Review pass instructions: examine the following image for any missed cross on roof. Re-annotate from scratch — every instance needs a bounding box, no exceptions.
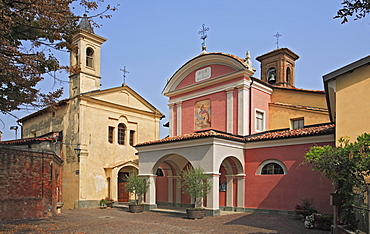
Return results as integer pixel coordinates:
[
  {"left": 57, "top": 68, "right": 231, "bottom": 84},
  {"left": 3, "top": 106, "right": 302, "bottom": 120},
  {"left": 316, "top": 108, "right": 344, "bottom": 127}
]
[
  {"left": 198, "top": 24, "right": 210, "bottom": 52},
  {"left": 274, "top": 32, "right": 282, "bottom": 49},
  {"left": 120, "top": 66, "right": 129, "bottom": 85}
]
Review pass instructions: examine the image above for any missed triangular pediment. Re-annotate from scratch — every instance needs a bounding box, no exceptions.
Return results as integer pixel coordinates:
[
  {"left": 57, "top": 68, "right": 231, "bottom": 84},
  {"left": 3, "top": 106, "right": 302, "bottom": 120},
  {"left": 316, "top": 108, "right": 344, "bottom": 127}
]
[{"left": 81, "top": 85, "right": 163, "bottom": 116}]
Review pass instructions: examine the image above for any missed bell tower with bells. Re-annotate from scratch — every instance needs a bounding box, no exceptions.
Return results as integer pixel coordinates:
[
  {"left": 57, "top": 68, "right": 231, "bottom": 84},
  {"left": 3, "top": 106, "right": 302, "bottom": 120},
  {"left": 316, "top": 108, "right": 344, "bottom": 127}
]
[{"left": 256, "top": 47, "right": 299, "bottom": 88}]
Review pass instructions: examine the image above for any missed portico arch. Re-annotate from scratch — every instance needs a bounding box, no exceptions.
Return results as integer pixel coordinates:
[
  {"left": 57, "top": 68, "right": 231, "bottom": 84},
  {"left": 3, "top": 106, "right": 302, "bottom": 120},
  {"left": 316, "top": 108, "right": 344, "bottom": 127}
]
[{"left": 218, "top": 156, "right": 245, "bottom": 212}]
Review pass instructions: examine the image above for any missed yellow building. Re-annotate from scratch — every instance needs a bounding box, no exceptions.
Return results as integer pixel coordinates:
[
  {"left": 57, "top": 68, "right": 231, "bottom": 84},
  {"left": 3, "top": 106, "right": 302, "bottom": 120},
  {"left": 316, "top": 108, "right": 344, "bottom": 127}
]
[
  {"left": 324, "top": 55, "right": 370, "bottom": 142},
  {"left": 17, "top": 17, "right": 164, "bottom": 210}
]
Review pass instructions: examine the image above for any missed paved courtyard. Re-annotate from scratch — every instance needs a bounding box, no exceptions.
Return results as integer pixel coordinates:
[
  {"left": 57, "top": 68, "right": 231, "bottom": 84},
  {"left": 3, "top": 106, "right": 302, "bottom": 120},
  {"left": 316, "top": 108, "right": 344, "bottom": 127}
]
[{"left": 0, "top": 207, "right": 330, "bottom": 233}]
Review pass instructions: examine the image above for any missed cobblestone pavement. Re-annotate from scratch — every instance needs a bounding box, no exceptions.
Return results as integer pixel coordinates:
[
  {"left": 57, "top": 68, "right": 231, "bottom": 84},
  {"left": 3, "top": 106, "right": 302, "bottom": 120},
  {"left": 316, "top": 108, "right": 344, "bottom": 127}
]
[{"left": 0, "top": 207, "right": 330, "bottom": 234}]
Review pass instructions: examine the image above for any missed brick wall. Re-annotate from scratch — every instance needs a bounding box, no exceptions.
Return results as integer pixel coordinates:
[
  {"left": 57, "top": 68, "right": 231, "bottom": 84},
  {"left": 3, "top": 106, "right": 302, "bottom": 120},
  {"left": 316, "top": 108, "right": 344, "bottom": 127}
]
[{"left": 0, "top": 147, "right": 63, "bottom": 220}]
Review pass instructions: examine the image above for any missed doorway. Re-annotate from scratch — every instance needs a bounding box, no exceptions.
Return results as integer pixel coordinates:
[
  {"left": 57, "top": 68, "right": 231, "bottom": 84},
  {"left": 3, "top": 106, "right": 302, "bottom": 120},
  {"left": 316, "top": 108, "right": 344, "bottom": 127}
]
[{"left": 118, "top": 172, "right": 129, "bottom": 202}]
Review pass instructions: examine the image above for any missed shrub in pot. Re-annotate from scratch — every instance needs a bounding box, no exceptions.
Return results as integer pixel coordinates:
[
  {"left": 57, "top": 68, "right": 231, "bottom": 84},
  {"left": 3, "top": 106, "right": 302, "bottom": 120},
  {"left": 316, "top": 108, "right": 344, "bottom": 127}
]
[
  {"left": 124, "top": 171, "right": 150, "bottom": 213},
  {"left": 179, "top": 166, "right": 212, "bottom": 219}
]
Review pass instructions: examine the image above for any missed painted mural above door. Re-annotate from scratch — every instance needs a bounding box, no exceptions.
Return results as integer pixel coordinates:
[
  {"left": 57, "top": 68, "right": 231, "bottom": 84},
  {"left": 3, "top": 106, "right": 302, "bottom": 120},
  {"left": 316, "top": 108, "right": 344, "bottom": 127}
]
[{"left": 194, "top": 99, "right": 211, "bottom": 129}]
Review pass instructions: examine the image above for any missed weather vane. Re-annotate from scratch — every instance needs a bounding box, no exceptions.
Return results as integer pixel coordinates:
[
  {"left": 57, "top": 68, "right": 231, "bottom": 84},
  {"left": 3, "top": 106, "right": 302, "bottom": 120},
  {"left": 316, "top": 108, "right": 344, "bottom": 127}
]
[
  {"left": 120, "top": 66, "right": 129, "bottom": 85},
  {"left": 198, "top": 24, "right": 210, "bottom": 52},
  {"left": 274, "top": 32, "right": 282, "bottom": 49}
]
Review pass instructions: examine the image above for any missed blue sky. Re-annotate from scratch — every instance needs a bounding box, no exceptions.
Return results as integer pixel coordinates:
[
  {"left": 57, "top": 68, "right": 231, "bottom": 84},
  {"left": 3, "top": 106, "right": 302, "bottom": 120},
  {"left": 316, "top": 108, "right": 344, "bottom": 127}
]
[{"left": 1, "top": 0, "right": 369, "bottom": 140}]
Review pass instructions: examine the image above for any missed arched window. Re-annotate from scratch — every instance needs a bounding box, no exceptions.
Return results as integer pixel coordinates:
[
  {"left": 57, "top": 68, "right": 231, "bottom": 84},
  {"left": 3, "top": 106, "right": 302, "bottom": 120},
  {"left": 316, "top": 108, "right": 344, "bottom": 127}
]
[
  {"left": 267, "top": 67, "right": 276, "bottom": 84},
  {"left": 156, "top": 168, "right": 164, "bottom": 177},
  {"left": 286, "top": 67, "right": 291, "bottom": 84},
  {"left": 118, "top": 123, "right": 126, "bottom": 145},
  {"left": 86, "top": 47, "right": 94, "bottom": 68},
  {"left": 261, "top": 163, "right": 284, "bottom": 174},
  {"left": 256, "top": 160, "right": 287, "bottom": 175}
]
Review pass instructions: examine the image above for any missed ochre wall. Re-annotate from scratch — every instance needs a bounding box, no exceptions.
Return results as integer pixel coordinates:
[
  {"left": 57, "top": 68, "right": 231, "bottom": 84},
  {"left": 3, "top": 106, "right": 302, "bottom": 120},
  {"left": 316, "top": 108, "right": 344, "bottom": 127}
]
[
  {"left": 269, "top": 88, "right": 330, "bottom": 130},
  {"left": 335, "top": 65, "right": 370, "bottom": 141}
]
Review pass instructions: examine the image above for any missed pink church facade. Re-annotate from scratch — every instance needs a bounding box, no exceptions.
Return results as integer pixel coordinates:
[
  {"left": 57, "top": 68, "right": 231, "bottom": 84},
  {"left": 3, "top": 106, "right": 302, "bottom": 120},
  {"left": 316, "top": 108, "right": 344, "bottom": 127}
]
[{"left": 136, "top": 50, "right": 334, "bottom": 216}]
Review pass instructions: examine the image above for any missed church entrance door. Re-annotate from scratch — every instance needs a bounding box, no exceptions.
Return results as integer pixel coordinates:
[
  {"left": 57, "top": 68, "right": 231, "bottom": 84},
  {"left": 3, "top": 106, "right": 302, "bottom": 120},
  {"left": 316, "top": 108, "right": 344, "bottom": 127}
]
[{"left": 118, "top": 172, "right": 129, "bottom": 202}]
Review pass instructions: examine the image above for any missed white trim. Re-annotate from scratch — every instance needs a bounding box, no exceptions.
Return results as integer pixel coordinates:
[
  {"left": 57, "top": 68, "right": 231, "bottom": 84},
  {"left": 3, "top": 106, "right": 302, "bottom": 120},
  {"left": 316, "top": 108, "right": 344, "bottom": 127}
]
[
  {"left": 168, "top": 104, "right": 174, "bottom": 137},
  {"left": 168, "top": 78, "right": 251, "bottom": 105},
  {"left": 226, "top": 89, "right": 234, "bottom": 133},
  {"left": 255, "top": 108, "right": 266, "bottom": 132},
  {"left": 251, "top": 81, "right": 273, "bottom": 94},
  {"left": 256, "top": 159, "right": 288, "bottom": 175},
  {"left": 245, "top": 134, "right": 334, "bottom": 149},
  {"left": 237, "top": 85, "right": 249, "bottom": 135}
]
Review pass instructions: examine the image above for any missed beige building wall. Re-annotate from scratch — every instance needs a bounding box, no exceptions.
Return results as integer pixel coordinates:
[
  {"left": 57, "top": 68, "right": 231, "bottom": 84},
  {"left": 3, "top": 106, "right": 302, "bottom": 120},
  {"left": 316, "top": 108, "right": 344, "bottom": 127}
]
[
  {"left": 269, "top": 88, "right": 330, "bottom": 130},
  {"left": 332, "top": 65, "right": 370, "bottom": 141}
]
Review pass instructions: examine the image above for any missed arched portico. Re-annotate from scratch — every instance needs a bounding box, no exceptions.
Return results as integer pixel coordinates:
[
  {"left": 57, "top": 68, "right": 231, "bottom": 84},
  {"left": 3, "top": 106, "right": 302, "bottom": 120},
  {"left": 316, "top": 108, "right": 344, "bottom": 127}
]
[{"left": 218, "top": 156, "right": 245, "bottom": 212}]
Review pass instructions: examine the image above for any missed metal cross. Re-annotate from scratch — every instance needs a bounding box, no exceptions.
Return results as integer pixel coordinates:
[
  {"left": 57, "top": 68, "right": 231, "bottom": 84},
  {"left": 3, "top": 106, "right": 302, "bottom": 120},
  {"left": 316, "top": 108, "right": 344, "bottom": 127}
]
[
  {"left": 198, "top": 24, "right": 210, "bottom": 48},
  {"left": 274, "top": 32, "right": 282, "bottom": 49},
  {"left": 120, "top": 66, "right": 129, "bottom": 84}
]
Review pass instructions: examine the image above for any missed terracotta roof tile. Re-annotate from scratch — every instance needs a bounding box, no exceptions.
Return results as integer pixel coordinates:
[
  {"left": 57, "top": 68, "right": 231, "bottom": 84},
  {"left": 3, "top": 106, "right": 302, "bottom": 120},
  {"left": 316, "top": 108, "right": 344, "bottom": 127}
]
[
  {"left": 0, "top": 137, "right": 56, "bottom": 145},
  {"left": 136, "top": 124, "right": 335, "bottom": 147},
  {"left": 245, "top": 124, "right": 334, "bottom": 142}
]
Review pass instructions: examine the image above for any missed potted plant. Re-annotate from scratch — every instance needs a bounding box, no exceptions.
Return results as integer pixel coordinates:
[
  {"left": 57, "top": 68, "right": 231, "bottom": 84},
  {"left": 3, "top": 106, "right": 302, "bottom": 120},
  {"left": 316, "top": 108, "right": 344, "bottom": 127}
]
[
  {"left": 99, "top": 197, "right": 114, "bottom": 208},
  {"left": 294, "top": 198, "right": 318, "bottom": 219},
  {"left": 124, "top": 171, "right": 150, "bottom": 213},
  {"left": 179, "top": 166, "right": 212, "bottom": 219}
]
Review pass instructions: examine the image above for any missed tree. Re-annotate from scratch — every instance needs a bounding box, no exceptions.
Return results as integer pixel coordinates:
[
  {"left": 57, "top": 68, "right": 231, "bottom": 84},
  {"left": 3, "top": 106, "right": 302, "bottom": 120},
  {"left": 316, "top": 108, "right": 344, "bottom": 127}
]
[
  {"left": 0, "top": 0, "right": 116, "bottom": 114},
  {"left": 124, "top": 171, "right": 150, "bottom": 205},
  {"left": 304, "top": 133, "right": 370, "bottom": 227},
  {"left": 179, "top": 166, "right": 212, "bottom": 208},
  {"left": 335, "top": 0, "right": 370, "bottom": 23}
]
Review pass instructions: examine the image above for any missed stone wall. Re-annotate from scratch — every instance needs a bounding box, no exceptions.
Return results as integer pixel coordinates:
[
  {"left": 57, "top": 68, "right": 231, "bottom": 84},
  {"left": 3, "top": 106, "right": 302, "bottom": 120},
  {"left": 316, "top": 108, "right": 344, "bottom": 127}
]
[{"left": 0, "top": 147, "right": 63, "bottom": 220}]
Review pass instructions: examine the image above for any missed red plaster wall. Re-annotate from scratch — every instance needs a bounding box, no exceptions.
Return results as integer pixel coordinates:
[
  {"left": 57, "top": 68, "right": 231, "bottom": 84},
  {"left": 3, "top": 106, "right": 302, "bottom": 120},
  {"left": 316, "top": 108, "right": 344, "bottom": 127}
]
[
  {"left": 156, "top": 176, "right": 168, "bottom": 202},
  {"left": 244, "top": 141, "right": 334, "bottom": 214},
  {"left": 250, "top": 86, "right": 271, "bottom": 134},
  {"left": 219, "top": 165, "right": 226, "bottom": 206},
  {"left": 181, "top": 91, "right": 227, "bottom": 134},
  {"left": 0, "top": 147, "right": 63, "bottom": 220}
]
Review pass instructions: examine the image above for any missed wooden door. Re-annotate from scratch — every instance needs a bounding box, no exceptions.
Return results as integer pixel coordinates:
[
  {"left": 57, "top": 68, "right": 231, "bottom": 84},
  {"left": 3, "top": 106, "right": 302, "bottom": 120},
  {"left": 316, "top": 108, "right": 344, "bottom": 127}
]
[{"left": 118, "top": 172, "right": 129, "bottom": 202}]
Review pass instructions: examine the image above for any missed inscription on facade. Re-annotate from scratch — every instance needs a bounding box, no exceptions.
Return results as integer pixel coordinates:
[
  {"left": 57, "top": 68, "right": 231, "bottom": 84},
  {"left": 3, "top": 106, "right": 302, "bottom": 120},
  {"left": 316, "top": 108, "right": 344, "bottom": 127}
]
[{"left": 195, "top": 67, "right": 211, "bottom": 82}]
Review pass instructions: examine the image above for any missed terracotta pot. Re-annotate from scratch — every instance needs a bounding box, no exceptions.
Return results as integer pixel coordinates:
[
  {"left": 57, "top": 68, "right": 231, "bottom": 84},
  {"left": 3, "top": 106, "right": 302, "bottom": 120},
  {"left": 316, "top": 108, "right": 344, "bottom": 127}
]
[
  {"left": 129, "top": 204, "right": 144, "bottom": 213},
  {"left": 186, "top": 208, "right": 206, "bottom": 219}
]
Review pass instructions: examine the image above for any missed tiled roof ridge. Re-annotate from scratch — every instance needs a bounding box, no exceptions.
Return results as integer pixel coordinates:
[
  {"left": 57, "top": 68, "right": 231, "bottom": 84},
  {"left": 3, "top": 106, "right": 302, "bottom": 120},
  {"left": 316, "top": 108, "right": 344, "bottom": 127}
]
[
  {"left": 270, "top": 102, "right": 328, "bottom": 111},
  {"left": 136, "top": 123, "right": 334, "bottom": 147},
  {"left": 245, "top": 123, "right": 335, "bottom": 142},
  {"left": 136, "top": 129, "right": 245, "bottom": 147},
  {"left": 0, "top": 136, "right": 57, "bottom": 145}
]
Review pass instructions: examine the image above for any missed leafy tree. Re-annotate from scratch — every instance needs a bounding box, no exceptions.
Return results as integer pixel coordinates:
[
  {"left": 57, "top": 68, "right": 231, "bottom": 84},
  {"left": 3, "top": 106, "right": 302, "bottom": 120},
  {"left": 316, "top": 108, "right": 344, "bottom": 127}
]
[
  {"left": 304, "top": 133, "right": 370, "bottom": 227},
  {"left": 179, "top": 166, "right": 212, "bottom": 208},
  {"left": 124, "top": 171, "right": 150, "bottom": 205},
  {"left": 335, "top": 0, "right": 370, "bottom": 23},
  {"left": 0, "top": 0, "right": 116, "bottom": 114}
]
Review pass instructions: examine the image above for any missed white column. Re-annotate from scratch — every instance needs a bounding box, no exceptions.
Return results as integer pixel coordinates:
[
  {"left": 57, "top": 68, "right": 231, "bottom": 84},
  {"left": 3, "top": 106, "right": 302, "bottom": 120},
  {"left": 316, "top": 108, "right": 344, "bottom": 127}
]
[
  {"left": 168, "top": 104, "right": 174, "bottom": 137},
  {"left": 225, "top": 175, "right": 234, "bottom": 208},
  {"left": 176, "top": 102, "right": 182, "bottom": 136},
  {"left": 167, "top": 176, "right": 174, "bottom": 204},
  {"left": 236, "top": 174, "right": 245, "bottom": 209},
  {"left": 226, "top": 89, "right": 234, "bottom": 133},
  {"left": 206, "top": 173, "right": 220, "bottom": 211},
  {"left": 237, "top": 84, "right": 250, "bottom": 135},
  {"left": 140, "top": 174, "right": 156, "bottom": 206}
]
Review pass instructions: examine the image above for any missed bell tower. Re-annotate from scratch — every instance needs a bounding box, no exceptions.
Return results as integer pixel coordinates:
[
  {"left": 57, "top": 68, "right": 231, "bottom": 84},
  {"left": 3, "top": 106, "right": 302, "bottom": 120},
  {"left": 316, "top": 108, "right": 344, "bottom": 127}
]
[
  {"left": 256, "top": 48, "right": 299, "bottom": 88},
  {"left": 69, "top": 15, "right": 107, "bottom": 98}
]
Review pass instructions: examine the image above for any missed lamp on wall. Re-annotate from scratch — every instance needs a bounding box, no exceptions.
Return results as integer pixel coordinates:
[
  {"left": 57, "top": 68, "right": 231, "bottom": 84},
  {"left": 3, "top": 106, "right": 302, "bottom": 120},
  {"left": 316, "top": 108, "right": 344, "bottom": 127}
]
[{"left": 74, "top": 146, "right": 81, "bottom": 156}]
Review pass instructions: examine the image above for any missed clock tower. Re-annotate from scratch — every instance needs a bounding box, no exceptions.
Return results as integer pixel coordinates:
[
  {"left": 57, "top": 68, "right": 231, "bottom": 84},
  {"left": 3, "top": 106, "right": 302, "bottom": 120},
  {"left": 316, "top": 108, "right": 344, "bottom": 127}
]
[{"left": 256, "top": 48, "right": 299, "bottom": 88}]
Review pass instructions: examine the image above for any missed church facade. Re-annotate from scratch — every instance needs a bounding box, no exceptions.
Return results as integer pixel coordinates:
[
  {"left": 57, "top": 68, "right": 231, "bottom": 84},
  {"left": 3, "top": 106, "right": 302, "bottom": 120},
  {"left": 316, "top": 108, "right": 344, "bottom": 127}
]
[
  {"left": 136, "top": 48, "right": 334, "bottom": 216},
  {"left": 16, "top": 18, "right": 164, "bottom": 210}
]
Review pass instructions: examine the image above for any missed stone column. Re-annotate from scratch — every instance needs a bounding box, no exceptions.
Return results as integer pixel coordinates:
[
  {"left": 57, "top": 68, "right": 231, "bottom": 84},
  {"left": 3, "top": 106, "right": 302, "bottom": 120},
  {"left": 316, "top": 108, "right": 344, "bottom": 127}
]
[
  {"left": 226, "top": 88, "right": 234, "bottom": 134},
  {"left": 168, "top": 103, "right": 174, "bottom": 137},
  {"left": 206, "top": 173, "right": 220, "bottom": 216},
  {"left": 140, "top": 174, "right": 157, "bottom": 210},
  {"left": 176, "top": 102, "right": 182, "bottom": 136},
  {"left": 225, "top": 175, "right": 234, "bottom": 211},
  {"left": 237, "top": 84, "right": 250, "bottom": 135},
  {"left": 236, "top": 174, "right": 245, "bottom": 212}
]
